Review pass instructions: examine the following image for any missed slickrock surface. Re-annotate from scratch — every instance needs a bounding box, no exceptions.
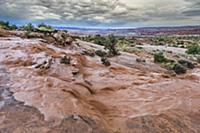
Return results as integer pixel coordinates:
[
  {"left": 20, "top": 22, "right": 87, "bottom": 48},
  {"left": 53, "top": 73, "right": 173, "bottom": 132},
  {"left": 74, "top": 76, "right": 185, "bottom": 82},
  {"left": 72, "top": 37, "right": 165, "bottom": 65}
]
[{"left": 0, "top": 36, "right": 200, "bottom": 133}]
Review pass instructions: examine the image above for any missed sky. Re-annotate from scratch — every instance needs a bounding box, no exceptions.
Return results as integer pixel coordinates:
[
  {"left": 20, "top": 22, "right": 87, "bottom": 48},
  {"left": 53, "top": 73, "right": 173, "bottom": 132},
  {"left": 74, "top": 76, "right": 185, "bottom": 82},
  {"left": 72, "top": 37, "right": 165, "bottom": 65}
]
[{"left": 0, "top": 0, "right": 200, "bottom": 28}]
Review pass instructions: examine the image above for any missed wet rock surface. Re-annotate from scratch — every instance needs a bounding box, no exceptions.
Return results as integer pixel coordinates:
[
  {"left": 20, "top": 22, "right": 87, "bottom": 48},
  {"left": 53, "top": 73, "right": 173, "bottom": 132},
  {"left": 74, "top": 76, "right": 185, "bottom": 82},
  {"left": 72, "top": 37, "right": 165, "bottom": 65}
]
[{"left": 0, "top": 36, "right": 200, "bottom": 133}]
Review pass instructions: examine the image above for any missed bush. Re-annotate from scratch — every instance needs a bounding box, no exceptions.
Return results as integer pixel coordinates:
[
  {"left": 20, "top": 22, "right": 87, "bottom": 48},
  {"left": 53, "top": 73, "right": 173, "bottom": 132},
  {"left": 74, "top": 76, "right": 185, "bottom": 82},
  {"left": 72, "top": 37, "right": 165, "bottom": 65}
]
[
  {"left": 82, "top": 49, "right": 95, "bottom": 57},
  {"left": 24, "top": 31, "right": 32, "bottom": 38},
  {"left": 0, "top": 21, "right": 17, "bottom": 30},
  {"left": 186, "top": 44, "right": 200, "bottom": 55},
  {"left": 104, "top": 34, "right": 120, "bottom": 56},
  {"left": 22, "top": 23, "right": 35, "bottom": 32},
  {"left": 154, "top": 52, "right": 168, "bottom": 63},
  {"left": 36, "top": 23, "right": 54, "bottom": 32},
  {"left": 117, "top": 40, "right": 130, "bottom": 51},
  {"left": 93, "top": 35, "right": 106, "bottom": 46},
  {"left": 95, "top": 50, "right": 107, "bottom": 57}
]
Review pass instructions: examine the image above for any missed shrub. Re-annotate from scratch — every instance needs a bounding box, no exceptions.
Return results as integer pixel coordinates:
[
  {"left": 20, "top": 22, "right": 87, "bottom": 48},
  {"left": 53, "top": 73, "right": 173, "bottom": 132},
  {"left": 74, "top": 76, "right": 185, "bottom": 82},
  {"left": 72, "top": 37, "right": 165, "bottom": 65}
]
[
  {"left": 104, "top": 34, "right": 120, "bottom": 56},
  {"left": 154, "top": 52, "right": 167, "bottom": 63},
  {"left": 37, "top": 23, "right": 54, "bottom": 32},
  {"left": 95, "top": 50, "right": 107, "bottom": 57},
  {"left": 93, "top": 35, "right": 106, "bottom": 46},
  {"left": 24, "top": 31, "right": 32, "bottom": 38},
  {"left": 82, "top": 49, "right": 96, "bottom": 57},
  {"left": 186, "top": 44, "right": 200, "bottom": 55},
  {"left": 0, "top": 21, "right": 17, "bottom": 30},
  {"left": 22, "top": 23, "right": 35, "bottom": 32},
  {"left": 117, "top": 40, "right": 130, "bottom": 51}
]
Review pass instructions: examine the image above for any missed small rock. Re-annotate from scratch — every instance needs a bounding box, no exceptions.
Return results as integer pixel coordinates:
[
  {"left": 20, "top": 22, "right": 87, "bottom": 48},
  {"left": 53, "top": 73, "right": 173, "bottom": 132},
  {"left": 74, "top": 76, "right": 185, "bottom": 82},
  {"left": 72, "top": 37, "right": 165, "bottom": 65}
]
[
  {"left": 173, "top": 64, "right": 187, "bottom": 75},
  {"left": 136, "top": 58, "right": 146, "bottom": 63},
  {"left": 178, "top": 59, "right": 195, "bottom": 69},
  {"left": 53, "top": 31, "right": 73, "bottom": 46},
  {"left": 35, "top": 58, "right": 52, "bottom": 69},
  {"left": 95, "top": 50, "right": 107, "bottom": 57},
  {"left": 65, "top": 37, "right": 74, "bottom": 45},
  {"left": 72, "top": 70, "right": 79, "bottom": 76},
  {"left": 101, "top": 57, "right": 111, "bottom": 66},
  {"left": 197, "top": 56, "right": 200, "bottom": 63},
  {"left": 82, "top": 49, "right": 95, "bottom": 57},
  {"left": 60, "top": 56, "right": 71, "bottom": 65}
]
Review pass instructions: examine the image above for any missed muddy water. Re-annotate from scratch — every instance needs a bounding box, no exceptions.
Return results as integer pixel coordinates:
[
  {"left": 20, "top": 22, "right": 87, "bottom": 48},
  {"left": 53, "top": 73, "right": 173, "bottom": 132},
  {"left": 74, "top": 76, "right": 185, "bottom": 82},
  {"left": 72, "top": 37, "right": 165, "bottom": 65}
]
[{"left": 0, "top": 37, "right": 200, "bottom": 133}]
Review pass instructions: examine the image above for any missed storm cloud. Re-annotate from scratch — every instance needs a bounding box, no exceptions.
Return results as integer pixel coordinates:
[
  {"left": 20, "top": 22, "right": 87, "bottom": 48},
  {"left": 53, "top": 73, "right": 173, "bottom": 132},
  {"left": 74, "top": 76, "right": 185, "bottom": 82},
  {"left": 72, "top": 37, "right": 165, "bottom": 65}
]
[{"left": 0, "top": 0, "right": 199, "bottom": 27}]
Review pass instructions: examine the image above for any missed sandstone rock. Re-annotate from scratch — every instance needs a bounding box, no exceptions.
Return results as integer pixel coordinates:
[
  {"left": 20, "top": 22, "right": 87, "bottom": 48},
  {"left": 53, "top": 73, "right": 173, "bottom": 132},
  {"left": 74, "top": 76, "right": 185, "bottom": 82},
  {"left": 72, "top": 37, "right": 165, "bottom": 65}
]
[
  {"left": 82, "top": 49, "right": 96, "bottom": 57},
  {"left": 95, "top": 50, "right": 107, "bottom": 57},
  {"left": 53, "top": 31, "right": 73, "bottom": 46},
  {"left": 60, "top": 55, "right": 71, "bottom": 65},
  {"left": 178, "top": 59, "right": 195, "bottom": 69},
  {"left": 173, "top": 64, "right": 187, "bottom": 74},
  {"left": 136, "top": 58, "right": 146, "bottom": 63},
  {"left": 101, "top": 57, "right": 111, "bottom": 66}
]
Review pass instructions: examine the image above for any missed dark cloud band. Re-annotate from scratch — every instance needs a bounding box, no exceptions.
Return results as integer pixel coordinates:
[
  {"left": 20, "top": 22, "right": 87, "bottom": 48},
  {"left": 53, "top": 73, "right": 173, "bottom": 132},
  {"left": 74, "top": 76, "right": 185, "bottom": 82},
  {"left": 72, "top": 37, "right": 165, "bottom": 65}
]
[{"left": 0, "top": 0, "right": 199, "bottom": 27}]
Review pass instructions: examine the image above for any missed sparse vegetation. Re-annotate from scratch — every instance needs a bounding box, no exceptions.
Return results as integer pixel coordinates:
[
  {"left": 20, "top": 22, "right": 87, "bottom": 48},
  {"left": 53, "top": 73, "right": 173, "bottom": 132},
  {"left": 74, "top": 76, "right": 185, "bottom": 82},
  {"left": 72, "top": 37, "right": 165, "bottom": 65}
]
[
  {"left": 186, "top": 44, "right": 200, "bottom": 55},
  {"left": 36, "top": 23, "right": 55, "bottom": 33},
  {"left": 0, "top": 21, "right": 17, "bottom": 30},
  {"left": 95, "top": 50, "right": 107, "bottom": 57},
  {"left": 153, "top": 52, "right": 188, "bottom": 74},
  {"left": 22, "top": 23, "right": 35, "bottom": 32},
  {"left": 82, "top": 49, "right": 96, "bottom": 57},
  {"left": 154, "top": 52, "right": 168, "bottom": 63},
  {"left": 81, "top": 35, "right": 136, "bottom": 54},
  {"left": 104, "top": 34, "right": 120, "bottom": 56},
  {"left": 93, "top": 35, "right": 107, "bottom": 46}
]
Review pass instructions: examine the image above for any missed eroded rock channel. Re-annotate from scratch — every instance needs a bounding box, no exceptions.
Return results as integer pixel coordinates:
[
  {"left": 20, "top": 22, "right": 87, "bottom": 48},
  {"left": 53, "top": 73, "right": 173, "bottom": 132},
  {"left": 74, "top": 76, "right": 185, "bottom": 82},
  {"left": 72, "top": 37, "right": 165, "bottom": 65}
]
[{"left": 0, "top": 36, "right": 200, "bottom": 133}]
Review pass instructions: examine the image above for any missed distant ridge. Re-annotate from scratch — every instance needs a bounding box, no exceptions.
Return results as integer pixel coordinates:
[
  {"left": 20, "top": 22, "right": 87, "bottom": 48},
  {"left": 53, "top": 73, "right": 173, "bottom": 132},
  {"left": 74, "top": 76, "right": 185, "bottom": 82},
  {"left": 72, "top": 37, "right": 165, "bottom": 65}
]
[{"left": 54, "top": 25, "right": 200, "bottom": 36}]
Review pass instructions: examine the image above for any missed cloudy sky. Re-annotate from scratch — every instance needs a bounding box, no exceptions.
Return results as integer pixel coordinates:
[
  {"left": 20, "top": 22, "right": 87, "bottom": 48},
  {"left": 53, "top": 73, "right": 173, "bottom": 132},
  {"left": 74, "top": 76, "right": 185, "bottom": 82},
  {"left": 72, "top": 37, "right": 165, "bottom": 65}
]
[{"left": 0, "top": 0, "right": 199, "bottom": 28}]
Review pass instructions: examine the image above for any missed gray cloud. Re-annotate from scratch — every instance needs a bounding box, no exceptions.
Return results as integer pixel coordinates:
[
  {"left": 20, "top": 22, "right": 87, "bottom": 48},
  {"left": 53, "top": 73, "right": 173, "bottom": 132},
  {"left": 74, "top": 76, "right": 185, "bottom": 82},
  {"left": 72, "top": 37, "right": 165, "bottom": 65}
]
[
  {"left": 0, "top": 0, "right": 199, "bottom": 27},
  {"left": 182, "top": 0, "right": 200, "bottom": 17}
]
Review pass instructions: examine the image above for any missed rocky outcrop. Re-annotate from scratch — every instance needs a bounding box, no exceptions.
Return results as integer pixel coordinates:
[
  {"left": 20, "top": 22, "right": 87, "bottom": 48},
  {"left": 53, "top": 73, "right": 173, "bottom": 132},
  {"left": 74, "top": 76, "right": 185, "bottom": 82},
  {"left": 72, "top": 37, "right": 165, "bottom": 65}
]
[
  {"left": 52, "top": 31, "right": 73, "bottom": 46},
  {"left": 0, "top": 36, "right": 200, "bottom": 133}
]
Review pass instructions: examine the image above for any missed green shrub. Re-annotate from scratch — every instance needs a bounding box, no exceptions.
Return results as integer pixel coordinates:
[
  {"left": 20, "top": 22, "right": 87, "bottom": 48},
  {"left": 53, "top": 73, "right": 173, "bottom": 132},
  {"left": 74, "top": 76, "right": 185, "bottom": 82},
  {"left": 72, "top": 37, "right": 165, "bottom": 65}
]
[
  {"left": 186, "top": 44, "right": 200, "bottom": 55},
  {"left": 82, "top": 49, "right": 95, "bottom": 57},
  {"left": 117, "top": 40, "right": 130, "bottom": 51},
  {"left": 95, "top": 50, "right": 107, "bottom": 57},
  {"left": 104, "top": 34, "right": 120, "bottom": 56},
  {"left": 24, "top": 31, "right": 32, "bottom": 38},
  {"left": 154, "top": 52, "right": 168, "bottom": 63},
  {"left": 22, "top": 23, "right": 35, "bottom": 32},
  {"left": 0, "top": 21, "right": 17, "bottom": 30},
  {"left": 36, "top": 23, "right": 54, "bottom": 32},
  {"left": 93, "top": 35, "right": 106, "bottom": 46}
]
